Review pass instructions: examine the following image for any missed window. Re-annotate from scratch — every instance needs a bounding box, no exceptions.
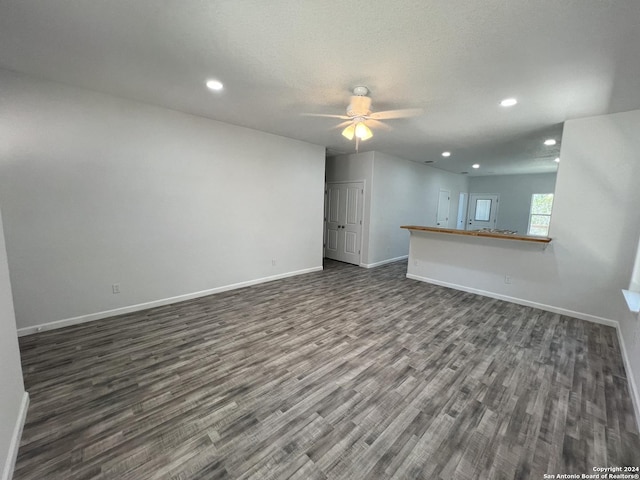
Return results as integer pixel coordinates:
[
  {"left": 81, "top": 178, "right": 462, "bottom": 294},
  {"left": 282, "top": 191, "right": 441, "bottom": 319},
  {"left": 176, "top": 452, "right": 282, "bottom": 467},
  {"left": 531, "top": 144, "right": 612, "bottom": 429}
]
[
  {"left": 527, "top": 193, "right": 554, "bottom": 236},
  {"left": 474, "top": 199, "right": 492, "bottom": 221}
]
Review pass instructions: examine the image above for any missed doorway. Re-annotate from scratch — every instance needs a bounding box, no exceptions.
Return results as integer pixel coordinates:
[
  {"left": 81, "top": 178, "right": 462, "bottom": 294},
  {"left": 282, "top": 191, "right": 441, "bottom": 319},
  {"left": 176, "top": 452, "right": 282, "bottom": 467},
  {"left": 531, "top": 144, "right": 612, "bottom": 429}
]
[{"left": 325, "top": 182, "right": 364, "bottom": 265}]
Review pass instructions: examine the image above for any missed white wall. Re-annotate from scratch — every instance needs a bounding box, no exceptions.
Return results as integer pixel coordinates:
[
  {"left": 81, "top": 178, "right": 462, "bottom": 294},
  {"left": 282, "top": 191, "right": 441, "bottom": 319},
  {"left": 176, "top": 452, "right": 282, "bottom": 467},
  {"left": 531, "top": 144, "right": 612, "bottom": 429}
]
[
  {"left": 556, "top": 110, "right": 640, "bottom": 420},
  {"left": 0, "top": 207, "right": 27, "bottom": 480},
  {"left": 369, "top": 152, "right": 468, "bottom": 266},
  {"left": 630, "top": 237, "right": 640, "bottom": 292},
  {"left": 468, "top": 173, "right": 557, "bottom": 234},
  {"left": 407, "top": 109, "right": 640, "bottom": 421},
  {"left": 0, "top": 69, "right": 326, "bottom": 331}
]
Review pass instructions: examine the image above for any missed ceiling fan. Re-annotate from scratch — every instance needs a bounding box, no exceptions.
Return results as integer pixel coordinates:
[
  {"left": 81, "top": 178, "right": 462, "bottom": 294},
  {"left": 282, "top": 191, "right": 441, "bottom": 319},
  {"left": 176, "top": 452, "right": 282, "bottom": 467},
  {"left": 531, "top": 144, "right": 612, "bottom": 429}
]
[{"left": 304, "top": 86, "right": 423, "bottom": 151}]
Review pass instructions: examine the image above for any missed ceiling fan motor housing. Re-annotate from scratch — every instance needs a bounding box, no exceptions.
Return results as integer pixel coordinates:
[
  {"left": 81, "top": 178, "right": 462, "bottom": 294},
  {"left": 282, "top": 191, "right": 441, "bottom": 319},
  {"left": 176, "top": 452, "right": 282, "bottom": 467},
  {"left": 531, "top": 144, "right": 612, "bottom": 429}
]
[{"left": 347, "top": 95, "right": 372, "bottom": 117}]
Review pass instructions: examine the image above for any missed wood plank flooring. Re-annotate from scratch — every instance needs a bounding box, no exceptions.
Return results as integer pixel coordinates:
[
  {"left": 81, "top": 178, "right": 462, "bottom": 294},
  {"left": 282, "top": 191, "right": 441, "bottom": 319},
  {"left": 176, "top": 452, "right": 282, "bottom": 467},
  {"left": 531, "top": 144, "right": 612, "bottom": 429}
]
[{"left": 15, "top": 259, "right": 640, "bottom": 479}]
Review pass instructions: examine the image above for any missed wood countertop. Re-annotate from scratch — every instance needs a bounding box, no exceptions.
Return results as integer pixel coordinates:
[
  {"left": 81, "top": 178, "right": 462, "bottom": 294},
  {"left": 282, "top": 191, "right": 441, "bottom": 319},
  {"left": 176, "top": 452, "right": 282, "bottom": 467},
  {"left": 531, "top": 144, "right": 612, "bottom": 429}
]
[{"left": 400, "top": 225, "right": 552, "bottom": 244}]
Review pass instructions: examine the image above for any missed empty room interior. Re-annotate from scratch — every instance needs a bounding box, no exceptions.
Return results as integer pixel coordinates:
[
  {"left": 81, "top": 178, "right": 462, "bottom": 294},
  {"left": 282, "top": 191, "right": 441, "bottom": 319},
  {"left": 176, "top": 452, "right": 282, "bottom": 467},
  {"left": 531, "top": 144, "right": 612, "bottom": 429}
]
[{"left": 2, "top": 1, "right": 640, "bottom": 479}]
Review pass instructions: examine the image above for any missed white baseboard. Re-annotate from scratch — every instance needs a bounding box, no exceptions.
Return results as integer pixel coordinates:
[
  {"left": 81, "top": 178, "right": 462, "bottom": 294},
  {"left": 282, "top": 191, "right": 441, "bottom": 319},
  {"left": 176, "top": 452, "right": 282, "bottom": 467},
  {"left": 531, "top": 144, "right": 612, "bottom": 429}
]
[
  {"left": 616, "top": 324, "right": 640, "bottom": 433},
  {"left": 361, "top": 255, "right": 408, "bottom": 269},
  {"left": 2, "top": 392, "right": 29, "bottom": 480},
  {"left": 406, "top": 273, "right": 619, "bottom": 328},
  {"left": 407, "top": 272, "right": 640, "bottom": 431},
  {"left": 18, "top": 266, "right": 323, "bottom": 336}
]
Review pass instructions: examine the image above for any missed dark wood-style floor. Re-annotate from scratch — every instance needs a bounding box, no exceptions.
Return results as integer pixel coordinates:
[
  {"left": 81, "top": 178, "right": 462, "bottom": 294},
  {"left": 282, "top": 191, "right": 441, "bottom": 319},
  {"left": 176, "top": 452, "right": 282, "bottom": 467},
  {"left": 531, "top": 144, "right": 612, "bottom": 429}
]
[{"left": 15, "top": 260, "right": 640, "bottom": 479}]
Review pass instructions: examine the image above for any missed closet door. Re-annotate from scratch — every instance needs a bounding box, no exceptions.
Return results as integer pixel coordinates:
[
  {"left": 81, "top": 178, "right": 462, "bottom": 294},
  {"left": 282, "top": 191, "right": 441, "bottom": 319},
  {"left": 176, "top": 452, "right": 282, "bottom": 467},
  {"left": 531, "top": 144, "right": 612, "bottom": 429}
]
[{"left": 325, "top": 182, "right": 363, "bottom": 265}]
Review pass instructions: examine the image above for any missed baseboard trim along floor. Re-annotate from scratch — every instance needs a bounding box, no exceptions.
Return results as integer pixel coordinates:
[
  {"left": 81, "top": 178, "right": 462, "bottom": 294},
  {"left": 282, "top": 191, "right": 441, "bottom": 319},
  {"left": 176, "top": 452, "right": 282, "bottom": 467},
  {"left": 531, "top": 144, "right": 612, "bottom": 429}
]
[
  {"left": 361, "top": 255, "right": 409, "bottom": 269},
  {"left": 14, "top": 260, "right": 639, "bottom": 479},
  {"left": 17, "top": 266, "right": 323, "bottom": 336},
  {"left": 406, "top": 271, "right": 640, "bottom": 433}
]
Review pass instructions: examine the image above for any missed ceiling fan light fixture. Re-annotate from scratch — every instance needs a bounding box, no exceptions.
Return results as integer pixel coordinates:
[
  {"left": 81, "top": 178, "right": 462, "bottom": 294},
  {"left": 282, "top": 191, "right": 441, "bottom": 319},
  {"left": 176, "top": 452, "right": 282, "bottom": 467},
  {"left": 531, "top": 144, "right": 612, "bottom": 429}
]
[
  {"left": 355, "top": 122, "right": 373, "bottom": 141},
  {"left": 352, "top": 86, "right": 369, "bottom": 96},
  {"left": 342, "top": 124, "right": 356, "bottom": 140}
]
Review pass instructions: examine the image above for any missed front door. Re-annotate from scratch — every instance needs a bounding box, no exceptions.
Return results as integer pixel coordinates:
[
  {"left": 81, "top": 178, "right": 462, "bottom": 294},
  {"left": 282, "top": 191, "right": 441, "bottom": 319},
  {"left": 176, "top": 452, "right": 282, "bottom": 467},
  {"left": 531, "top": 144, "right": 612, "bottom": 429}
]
[
  {"left": 325, "top": 182, "right": 364, "bottom": 265},
  {"left": 468, "top": 194, "right": 499, "bottom": 230}
]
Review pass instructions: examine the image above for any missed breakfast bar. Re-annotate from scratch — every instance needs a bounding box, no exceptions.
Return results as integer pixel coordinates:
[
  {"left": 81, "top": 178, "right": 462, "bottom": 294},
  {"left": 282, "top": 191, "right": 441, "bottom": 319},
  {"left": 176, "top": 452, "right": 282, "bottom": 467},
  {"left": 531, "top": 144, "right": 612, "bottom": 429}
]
[
  {"left": 400, "top": 225, "right": 552, "bottom": 245},
  {"left": 401, "top": 225, "right": 554, "bottom": 304}
]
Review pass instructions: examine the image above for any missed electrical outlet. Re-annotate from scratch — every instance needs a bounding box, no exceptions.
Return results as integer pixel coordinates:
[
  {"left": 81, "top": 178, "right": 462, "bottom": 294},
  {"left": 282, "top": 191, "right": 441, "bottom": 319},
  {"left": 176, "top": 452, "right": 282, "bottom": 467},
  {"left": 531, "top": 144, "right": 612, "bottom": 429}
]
[
  {"left": 112, "top": 283, "right": 120, "bottom": 294},
  {"left": 413, "top": 260, "right": 418, "bottom": 267},
  {"left": 504, "top": 275, "right": 512, "bottom": 284},
  {"left": 271, "top": 259, "right": 276, "bottom": 267}
]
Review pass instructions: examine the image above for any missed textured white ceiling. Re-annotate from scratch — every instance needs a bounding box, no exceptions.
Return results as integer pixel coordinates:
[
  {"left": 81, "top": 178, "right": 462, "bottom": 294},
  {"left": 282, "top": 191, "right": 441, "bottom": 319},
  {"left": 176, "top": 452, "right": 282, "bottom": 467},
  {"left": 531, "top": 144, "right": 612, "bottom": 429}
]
[{"left": 1, "top": 1, "right": 639, "bottom": 175}]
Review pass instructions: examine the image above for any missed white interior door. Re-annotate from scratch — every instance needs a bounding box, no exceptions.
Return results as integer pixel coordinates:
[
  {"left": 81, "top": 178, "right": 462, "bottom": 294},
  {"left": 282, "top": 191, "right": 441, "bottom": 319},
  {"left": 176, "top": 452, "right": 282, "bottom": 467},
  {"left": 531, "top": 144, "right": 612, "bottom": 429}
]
[
  {"left": 325, "top": 182, "right": 364, "bottom": 265},
  {"left": 468, "top": 194, "right": 499, "bottom": 230},
  {"left": 436, "top": 189, "right": 450, "bottom": 227}
]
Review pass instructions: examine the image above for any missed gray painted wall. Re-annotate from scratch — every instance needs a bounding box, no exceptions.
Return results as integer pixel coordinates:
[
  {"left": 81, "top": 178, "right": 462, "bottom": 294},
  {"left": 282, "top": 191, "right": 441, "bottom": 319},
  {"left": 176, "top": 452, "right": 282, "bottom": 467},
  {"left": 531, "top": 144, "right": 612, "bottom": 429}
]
[
  {"left": 0, "top": 207, "right": 26, "bottom": 479},
  {"left": 557, "top": 110, "right": 640, "bottom": 414},
  {"left": 0, "top": 69, "right": 326, "bottom": 331},
  {"left": 370, "top": 152, "right": 468, "bottom": 265},
  {"left": 468, "top": 173, "right": 557, "bottom": 234}
]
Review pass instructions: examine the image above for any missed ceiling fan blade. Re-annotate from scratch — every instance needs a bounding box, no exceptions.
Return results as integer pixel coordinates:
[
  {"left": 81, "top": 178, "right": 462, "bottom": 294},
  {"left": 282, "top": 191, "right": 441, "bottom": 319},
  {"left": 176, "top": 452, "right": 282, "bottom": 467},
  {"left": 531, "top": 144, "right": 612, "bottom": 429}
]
[
  {"left": 333, "top": 120, "right": 353, "bottom": 130},
  {"left": 366, "top": 119, "right": 392, "bottom": 131},
  {"left": 370, "top": 108, "right": 423, "bottom": 120},
  {"left": 301, "top": 113, "right": 351, "bottom": 120}
]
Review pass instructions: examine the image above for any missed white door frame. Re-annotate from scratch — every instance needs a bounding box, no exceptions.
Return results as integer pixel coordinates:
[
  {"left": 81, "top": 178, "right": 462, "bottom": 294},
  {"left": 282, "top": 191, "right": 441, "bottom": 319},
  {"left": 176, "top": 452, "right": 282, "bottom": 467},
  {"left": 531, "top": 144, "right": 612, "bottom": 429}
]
[
  {"left": 468, "top": 193, "right": 500, "bottom": 230},
  {"left": 324, "top": 180, "right": 366, "bottom": 265},
  {"left": 436, "top": 189, "right": 451, "bottom": 228}
]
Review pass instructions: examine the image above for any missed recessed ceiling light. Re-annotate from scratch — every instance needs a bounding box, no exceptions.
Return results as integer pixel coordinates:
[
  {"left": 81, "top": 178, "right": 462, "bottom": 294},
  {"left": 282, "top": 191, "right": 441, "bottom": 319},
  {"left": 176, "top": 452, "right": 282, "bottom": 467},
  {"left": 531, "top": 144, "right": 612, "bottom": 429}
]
[
  {"left": 500, "top": 98, "right": 518, "bottom": 107},
  {"left": 544, "top": 139, "right": 556, "bottom": 146},
  {"left": 442, "top": 151, "right": 451, "bottom": 157},
  {"left": 472, "top": 164, "right": 480, "bottom": 169},
  {"left": 206, "top": 79, "right": 224, "bottom": 91},
  {"left": 554, "top": 157, "right": 560, "bottom": 163}
]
